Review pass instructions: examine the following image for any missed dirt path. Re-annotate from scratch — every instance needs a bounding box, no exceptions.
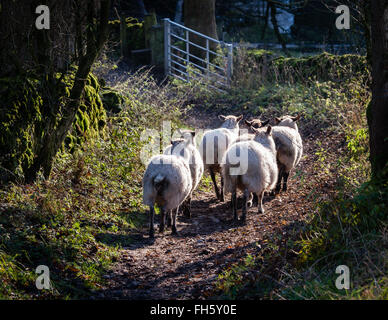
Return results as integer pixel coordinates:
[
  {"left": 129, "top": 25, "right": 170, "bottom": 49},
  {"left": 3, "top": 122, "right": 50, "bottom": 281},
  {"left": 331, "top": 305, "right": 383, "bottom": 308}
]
[{"left": 98, "top": 107, "right": 327, "bottom": 300}]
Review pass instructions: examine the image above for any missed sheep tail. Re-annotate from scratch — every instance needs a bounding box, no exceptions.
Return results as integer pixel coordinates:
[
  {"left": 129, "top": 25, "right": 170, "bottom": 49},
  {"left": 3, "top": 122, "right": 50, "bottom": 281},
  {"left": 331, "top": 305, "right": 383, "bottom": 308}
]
[{"left": 153, "top": 173, "right": 167, "bottom": 195}]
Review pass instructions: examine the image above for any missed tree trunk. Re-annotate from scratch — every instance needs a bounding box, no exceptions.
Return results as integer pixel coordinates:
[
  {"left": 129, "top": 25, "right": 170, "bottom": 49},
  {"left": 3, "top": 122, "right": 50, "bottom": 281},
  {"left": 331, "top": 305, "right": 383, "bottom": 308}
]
[
  {"left": 184, "top": 0, "right": 218, "bottom": 63},
  {"left": 261, "top": 1, "right": 270, "bottom": 40},
  {"left": 25, "top": 0, "right": 111, "bottom": 183},
  {"left": 367, "top": 0, "right": 388, "bottom": 181},
  {"left": 269, "top": 3, "right": 289, "bottom": 56},
  {"left": 175, "top": 0, "right": 184, "bottom": 23}
]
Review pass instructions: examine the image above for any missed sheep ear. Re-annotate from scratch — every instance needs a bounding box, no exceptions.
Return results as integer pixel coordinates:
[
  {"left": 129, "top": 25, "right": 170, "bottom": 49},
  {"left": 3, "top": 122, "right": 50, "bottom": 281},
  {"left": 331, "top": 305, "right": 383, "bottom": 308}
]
[
  {"left": 292, "top": 114, "right": 301, "bottom": 122},
  {"left": 275, "top": 117, "right": 281, "bottom": 124},
  {"left": 184, "top": 132, "right": 195, "bottom": 145},
  {"left": 236, "top": 114, "right": 243, "bottom": 122},
  {"left": 218, "top": 115, "right": 226, "bottom": 121},
  {"left": 250, "top": 126, "right": 259, "bottom": 134},
  {"left": 266, "top": 125, "right": 272, "bottom": 135},
  {"left": 262, "top": 119, "right": 270, "bottom": 126},
  {"left": 245, "top": 120, "right": 253, "bottom": 126}
]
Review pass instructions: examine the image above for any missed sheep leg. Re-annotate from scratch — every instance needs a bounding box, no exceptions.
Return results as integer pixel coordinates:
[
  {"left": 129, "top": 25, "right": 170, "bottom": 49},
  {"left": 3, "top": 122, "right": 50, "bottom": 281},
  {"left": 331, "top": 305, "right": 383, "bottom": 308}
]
[
  {"left": 253, "top": 193, "right": 259, "bottom": 206},
  {"left": 183, "top": 195, "right": 192, "bottom": 218},
  {"left": 166, "top": 210, "right": 172, "bottom": 227},
  {"left": 282, "top": 171, "right": 290, "bottom": 192},
  {"left": 275, "top": 164, "right": 284, "bottom": 194},
  {"left": 159, "top": 207, "right": 165, "bottom": 233},
  {"left": 241, "top": 189, "right": 249, "bottom": 223},
  {"left": 232, "top": 190, "right": 238, "bottom": 221},
  {"left": 248, "top": 193, "right": 258, "bottom": 207},
  {"left": 149, "top": 206, "right": 155, "bottom": 238},
  {"left": 220, "top": 176, "right": 225, "bottom": 202},
  {"left": 171, "top": 207, "right": 179, "bottom": 235},
  {"left": 209, "top": 168, "right": 221, "bottom": 200},
  {"left": 257, "top": 191, "right": 265, "bottom": 214}
]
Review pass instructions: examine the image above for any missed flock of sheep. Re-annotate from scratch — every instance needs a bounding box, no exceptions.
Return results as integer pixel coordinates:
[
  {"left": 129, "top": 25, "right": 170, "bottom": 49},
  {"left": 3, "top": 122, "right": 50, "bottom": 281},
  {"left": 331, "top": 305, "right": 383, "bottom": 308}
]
[{"left": 142, "top": 114, "right": 303, "bottom": 238}]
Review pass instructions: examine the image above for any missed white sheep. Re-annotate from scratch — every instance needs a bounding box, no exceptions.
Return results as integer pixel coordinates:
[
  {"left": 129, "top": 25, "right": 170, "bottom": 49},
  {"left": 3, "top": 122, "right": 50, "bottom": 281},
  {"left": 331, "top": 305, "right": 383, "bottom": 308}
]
[
  {"left": 164, "top": 130, "right": 204, "bottom": 218},
  {"left": 199, "top": 114, "right": 243, "bottom": 202},
  {"left": 246, "top": 115, "right": 303, "bottom": 193},
  {"left": 235, "top": 119, "right": 269, "bottom": 144},
  {"left": 142, "top": 151, "right": 192, "bottom": 238},
  {"left": 272, "top": 115, "right": 303, "bottom": 193},
  {"left": 221, "top": 126, "right": 278, "bottom": 221},
  {"left": 274, "top": 114, "right": 300, "bottom": 131}
]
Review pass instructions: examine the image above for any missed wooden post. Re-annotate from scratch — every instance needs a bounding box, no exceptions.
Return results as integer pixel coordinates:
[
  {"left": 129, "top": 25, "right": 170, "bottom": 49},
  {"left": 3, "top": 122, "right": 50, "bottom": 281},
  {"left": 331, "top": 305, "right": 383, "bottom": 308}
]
[{"left": 144, "top": 12, "right": 157, "bottom": 49}]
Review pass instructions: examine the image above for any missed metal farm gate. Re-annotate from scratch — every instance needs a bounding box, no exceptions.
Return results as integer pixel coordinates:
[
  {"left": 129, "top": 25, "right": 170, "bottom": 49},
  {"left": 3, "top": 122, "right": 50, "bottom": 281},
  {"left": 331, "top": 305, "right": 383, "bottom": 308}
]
[{"left": 163, "top": 18, "right": 233, "bottom": 92}]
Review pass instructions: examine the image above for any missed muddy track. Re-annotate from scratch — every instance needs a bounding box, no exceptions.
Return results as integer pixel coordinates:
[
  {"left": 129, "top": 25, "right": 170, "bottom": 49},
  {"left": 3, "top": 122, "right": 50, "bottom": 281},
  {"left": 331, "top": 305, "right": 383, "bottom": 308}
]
[{"left": 98, "top": 107, "right": 331, "bottom": 300}]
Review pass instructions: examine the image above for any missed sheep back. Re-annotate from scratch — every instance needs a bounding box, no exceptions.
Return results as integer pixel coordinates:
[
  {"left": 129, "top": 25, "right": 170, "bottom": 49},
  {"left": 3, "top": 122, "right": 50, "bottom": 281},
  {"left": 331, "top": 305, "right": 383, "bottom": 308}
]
[
  {"left": 272, "top": 126, "right": 303, "bottom": 171},
  {"left": 222, "top": 141, "right": 278, "bottom": 195},
  {"left": 142, "top": 154, "right": 192, "bottom": 210},
  {"left": 199, "top": 128, "right": 238, "bottom": 171}
]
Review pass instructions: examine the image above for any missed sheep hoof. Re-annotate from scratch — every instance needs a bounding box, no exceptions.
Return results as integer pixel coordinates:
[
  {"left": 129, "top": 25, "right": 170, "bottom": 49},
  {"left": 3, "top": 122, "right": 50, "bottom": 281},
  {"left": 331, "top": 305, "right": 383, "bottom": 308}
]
[
  {"left": 159, "top": 226, "right": 165, "bottom": 233},
  {"left": 247, "top": 200, "right": 253, "bottom": 208},
  {"left": 258, "top": 208, "right": 264, "bottom": 215}
]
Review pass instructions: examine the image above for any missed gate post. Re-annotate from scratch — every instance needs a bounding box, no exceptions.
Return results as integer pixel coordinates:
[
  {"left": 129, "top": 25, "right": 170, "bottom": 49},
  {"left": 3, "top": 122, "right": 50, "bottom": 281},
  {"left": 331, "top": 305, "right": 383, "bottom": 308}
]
[
  {"left": 226, "top": 43, "right": 233, "bottom": 85},
  {"left": 163, "top": 18, "right": 171, "bottom": 76}
]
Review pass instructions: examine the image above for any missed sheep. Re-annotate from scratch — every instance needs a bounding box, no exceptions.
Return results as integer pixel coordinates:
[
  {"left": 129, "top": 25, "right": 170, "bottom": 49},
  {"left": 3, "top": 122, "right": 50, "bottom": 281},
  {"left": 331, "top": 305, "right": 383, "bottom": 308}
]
[
  {"left": 234, "top": 119, "right": 269, "bottom": 144},
  {"left": 221, "top": 126, "right": 278, "bottom": 222},
  {"left": 164, "top": 130, "right": 204, "bottom": 218},
  {"left": 272, "top": 115, "right": 303, "bottom": 193},
  {"left": 142, "top": 149, "right": 192, "bottom": 238},
  {"left": 245, "top": 119, "right": 269, "bottom": 130},
  {"left": 199, "top": 114, "right": 243, "bottom": 202},
  {"left": 274, "top": 114, "right": 301, "bottom": 131},
  {"left": 245, "top": 115, "right": 303, "bottom": 194}
]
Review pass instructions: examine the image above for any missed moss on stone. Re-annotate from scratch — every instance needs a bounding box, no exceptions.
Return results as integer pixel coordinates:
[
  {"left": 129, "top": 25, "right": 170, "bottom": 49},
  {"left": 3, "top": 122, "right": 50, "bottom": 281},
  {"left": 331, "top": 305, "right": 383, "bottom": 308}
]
[
  {"left": 0, "top": 76, "right": 42, "bottom": 179},
  {"left": 109, "top": 16, "right": 145, "bottom": 53},
  {"left": 248, "top": 51, "right": 369, "bottom": 82},
  {"left": 0, "top": 72, "right": 106, "bottom": 180},
  {"left": 63, "top": 72, "right": 107, "bottom": 152},
  {"left": 100, "top": 88, "right": 127, "bottom": 114}
]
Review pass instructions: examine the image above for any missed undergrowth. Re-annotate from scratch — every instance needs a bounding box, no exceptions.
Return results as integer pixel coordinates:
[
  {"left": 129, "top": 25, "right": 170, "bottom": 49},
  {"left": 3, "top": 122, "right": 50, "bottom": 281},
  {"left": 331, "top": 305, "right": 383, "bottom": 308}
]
[
  {"left": 203, "top": 48, "right": 387, "bottom": 300},
  {"left": 0, "top": 67, "right": 187, "bottom": 299}
]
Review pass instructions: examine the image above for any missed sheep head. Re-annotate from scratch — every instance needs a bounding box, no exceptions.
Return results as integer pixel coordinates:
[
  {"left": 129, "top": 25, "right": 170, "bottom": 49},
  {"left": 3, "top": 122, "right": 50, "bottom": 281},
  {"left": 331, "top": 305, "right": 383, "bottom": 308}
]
[
  {"left": 245, "top": 118, "right": 270, "bottom": 132},
  {"left": 274, "top": 114, "right": 300, "bottom": 131},
  {"left": 251, "top": 125, "right": 276, "bottom": 151},
  {"left": 218, "top": 114, "right": 243, "bottom": 129}
]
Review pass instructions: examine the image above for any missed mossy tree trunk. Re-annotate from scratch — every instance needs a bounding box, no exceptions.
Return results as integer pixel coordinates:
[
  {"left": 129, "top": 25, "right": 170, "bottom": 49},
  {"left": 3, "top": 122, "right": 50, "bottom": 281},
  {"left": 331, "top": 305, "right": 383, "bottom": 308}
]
[
  {"left": 367, "top": 0, "right": 388, "bottom": 181},
  {"left": 25, "top": 0, "right": 111, "bottom": 183}
]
